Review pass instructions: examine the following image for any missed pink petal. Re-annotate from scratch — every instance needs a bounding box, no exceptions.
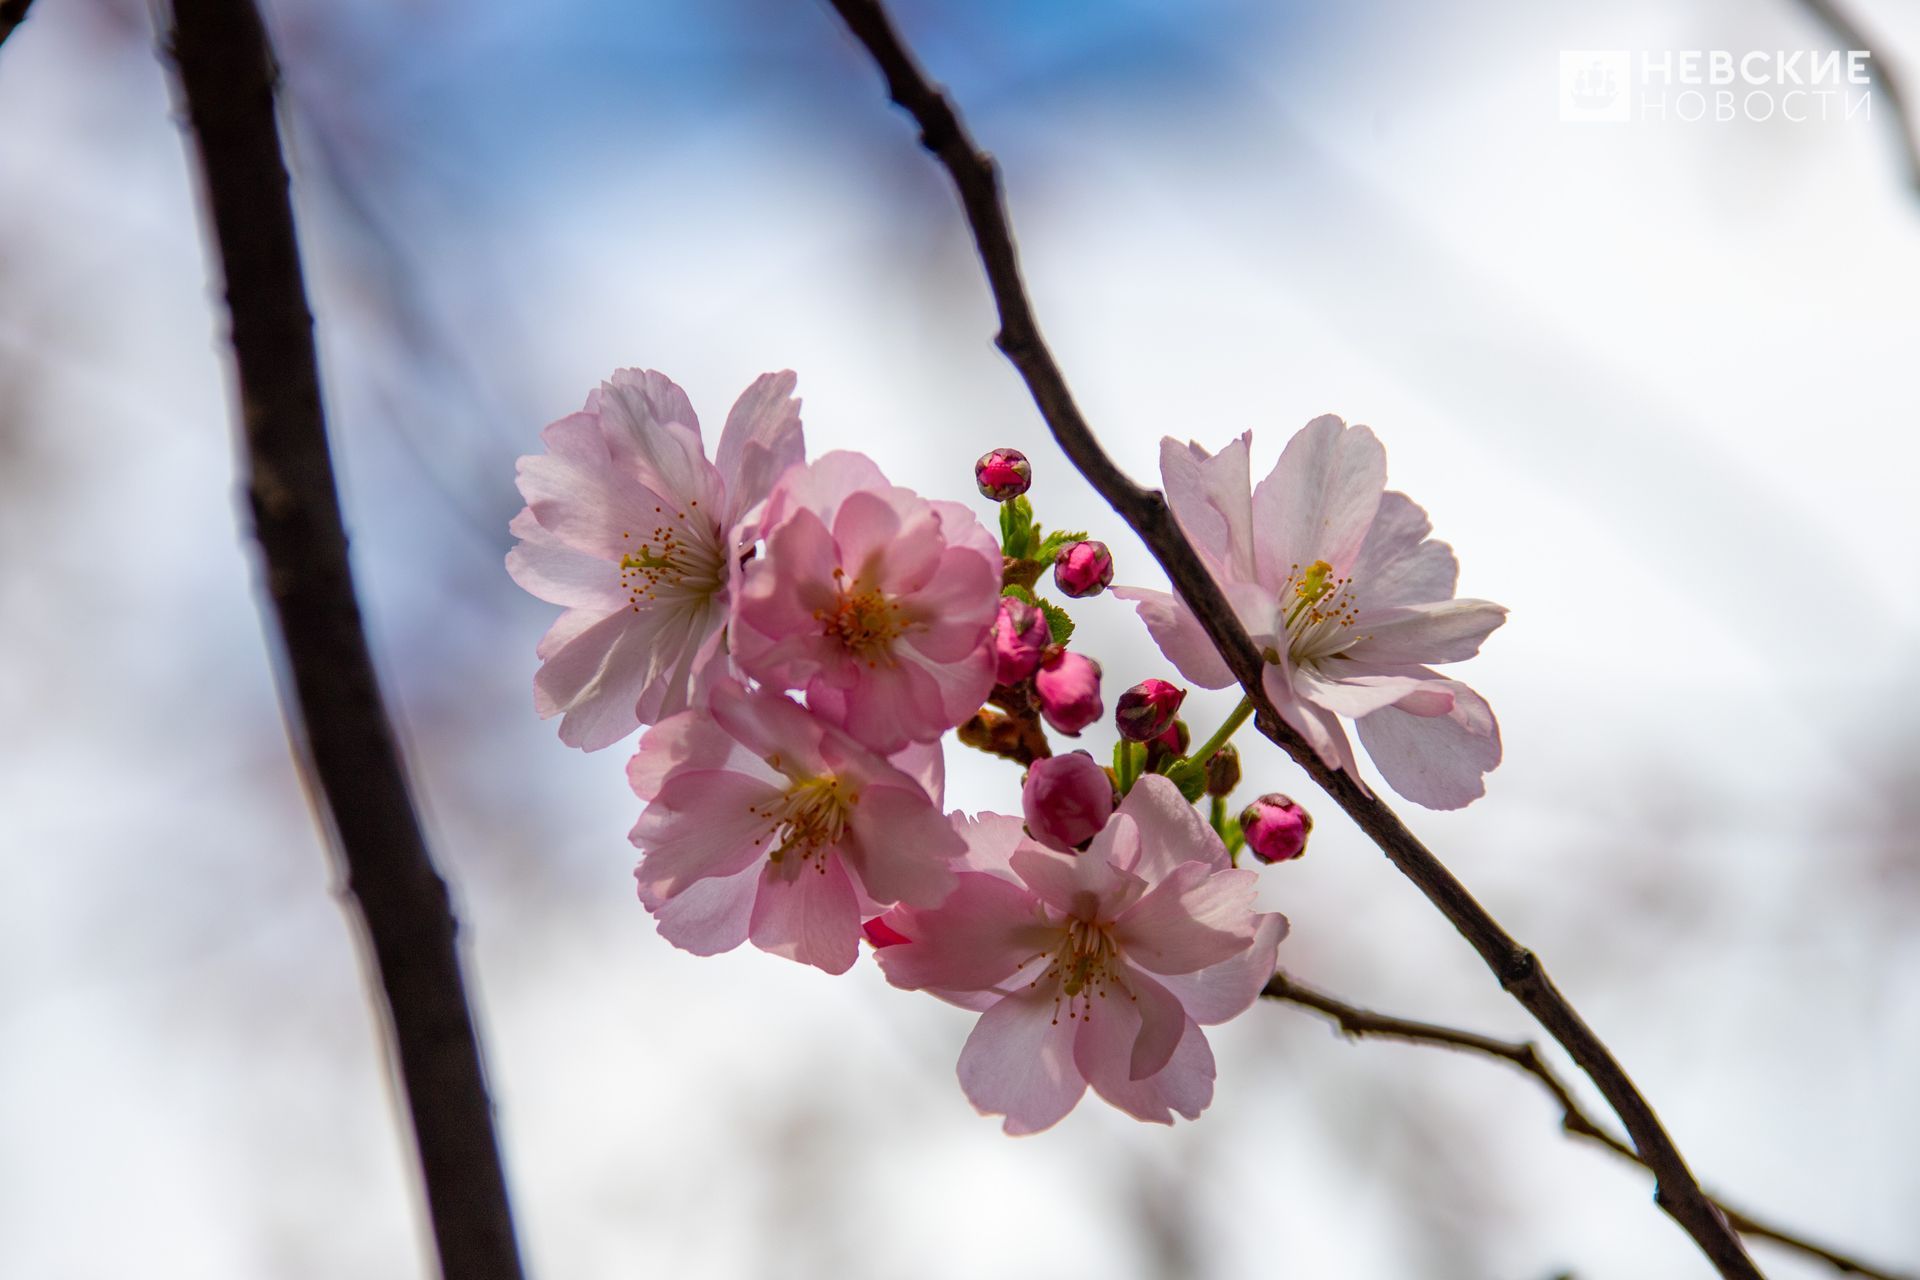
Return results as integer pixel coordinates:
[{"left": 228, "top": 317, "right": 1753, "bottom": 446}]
[
  {"left": 1349, "top": 490, "right": 1458, "bottom": 609},
  {"left": 900, "top": 547, "right": 1000, "bottom": 661},
  {"left": 1124, "top": 968, "right": 1191, "bottom": 1080},
  {"left": 1010, "top": 843, "right": 1147, "bottom": 922},
  {"left": 1345, "top": 599, "right": 1508, "bottom": 666},
  {"left": 876, "top": 872, "right": 1056, "bottom": 992},
  {"left": 626, "top": 709, "right": 768, "bottom": 803},
  {"left": 596, "top": 370, "right": 715, "bottom": 500},
  {"left": 1160, "top": 432, "right": 1256, "bottom": 581},
  {"left": 1111, "top": 773, "right": 1231, "bottom": 881},
  {"left": 706, "top": 681, "right": 829, "bottom": 781},
  {"left": 715, "top": 371, "right": 804, "bottom": 523},
  {"left": 1156, "top": 912, "right": 1289, "bottom": 1024},
  {"left": 534, "top": 608, "right": 659, "bottom": 751},
  {"left": 630, "top": 768, "right": 782, "bottom": 897},
  {"left": 505, "top": 514, "right": 625, "bottom": 610},
  {"left": 928, "top": 498, "right": 1003, "bottom": 565},
  {"left": 639, "top": 861, "right": 758, "bottom": 957},
  {"left": 1251, "top": 415, "right": 1387, "bottom": 584},
  {"left": 951, "top": 811, "right": 1029, "bottom": 879},
  {"left": 1110, "top": 587, "right": 1236, "bottom": 689},
  {"left": 844, "top": 783, "right": 962, "bottom": 908},
  {"left": 1071, "top": 977, "right": 1214, "bottom": 1123},
  {"left": 1266, "top": 666, "right": 1369, "bottom": 789},
  {"left": 1356, "top": 678, "right": 1501, "bottom": 810},
  {"left": 887, "top": 739, "right": 947, "bottom": 809},
  {"left": 830, "top": 489, "right": 910, "bottom": 584},
  {"left": 516, "top": 450, "right": 672, "bottom": 562},
  {"left": 748, "top": 854, "right": 862, "bottom": 974},
  {"left": 1112, "top": 862, "right": 1260, "bottom": 976},
  {"left": 957, "top": 985, "right": 1088, "bottom": 1135},
  {"left": 1296, "top": 669, "right": 1445, "bottom": 720}
]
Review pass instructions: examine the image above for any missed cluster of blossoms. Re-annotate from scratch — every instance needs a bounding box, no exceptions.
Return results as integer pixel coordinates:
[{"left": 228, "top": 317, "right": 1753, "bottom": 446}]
[{"left": 510, "top": 370, "right": 1505, "bottom": 1132}]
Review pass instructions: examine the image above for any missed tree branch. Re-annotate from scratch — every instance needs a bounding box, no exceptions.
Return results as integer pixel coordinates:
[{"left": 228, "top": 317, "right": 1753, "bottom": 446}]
[
  {"left": 1264, "top": 972, "right": 1913, "bottom": 1280},
  {"left": 164, "top": 3, "right": 525, "bottom": 1277},
  {"left": 0, "top": 0, "right": 34, "bottom": 54},
  {"left": 819, "top": 1, "right": 1764, "bottom": 1274},
  {"left": 1791, "top": 0, "right": 1920, "bottom": 194}
]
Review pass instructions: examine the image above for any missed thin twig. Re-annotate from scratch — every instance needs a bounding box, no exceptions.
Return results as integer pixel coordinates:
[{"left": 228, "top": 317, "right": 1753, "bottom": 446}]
[
  {"left": 1265, "top": 972, "right": 1913, "bottom": 1280},
  {"left": 0, "top": 0, "right": 34, "bottom": 53},
  {"left": 164, "top": 3, "right": 524, "bottom": 1277},
  {"left": 1792, "top": 0, "right": 1920, "bottom": 194},
  {"left": 819, "top": 1, "right": 1763, "bottom": 1274}
]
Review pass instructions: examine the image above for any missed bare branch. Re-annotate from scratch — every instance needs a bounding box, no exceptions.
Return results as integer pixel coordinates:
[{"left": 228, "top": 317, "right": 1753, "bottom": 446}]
[
  {"left": 819, "top": 1, "right": 1766, "bottom": 1273},
  {"left": 0, "top": 0, "right": 35, "bottom": 54},
  {"left": 163, "top": 2, "right": 524, "bottom": 1277},
  {"left": 1792, "top": 0, "right": 1920, "bottom": 194},
  {"left": 1265, "top": 972, "right": 1914, "bottom": 1280}
]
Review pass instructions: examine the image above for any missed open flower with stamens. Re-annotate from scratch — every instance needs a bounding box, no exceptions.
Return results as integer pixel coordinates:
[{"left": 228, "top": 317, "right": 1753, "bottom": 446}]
[
  {"left": 1115, "top": 417, "right": 1508, "bottom": 809},
  {"left": 872, "top": 776, "right": 1287, "bottom": 1133},
  {"left": 509, "top": 369, "right": 804, "bottom": 750},
  {"left": 628, "top": 679, "right": 962, "bottom": 974},
  {"left": 732, "top": 451, "right": 1002, "bottom": 754}
]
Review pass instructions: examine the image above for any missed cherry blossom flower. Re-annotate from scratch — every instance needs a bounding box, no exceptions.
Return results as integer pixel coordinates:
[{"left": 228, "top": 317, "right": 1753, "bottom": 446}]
[
  {"left": 508, "top": 369, "right": 804, "bottom": 751},
  {"left": 732, "top": 452, "right": 1002, "bottom": 754},
  {"left": 874, "top": 776, "right": 1288, "bottom": 1133},
  {"left": 628, "top": 679, "right": 963, "bottom": 974},
  {"left": 1116, "top": 417, "right": 1507, "bottom": 809}
]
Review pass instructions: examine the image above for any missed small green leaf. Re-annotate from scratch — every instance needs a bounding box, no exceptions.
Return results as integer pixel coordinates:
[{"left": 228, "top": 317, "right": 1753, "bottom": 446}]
[
  {"left": 1001, "top": 583, "right": 1037, "bottom": 604},
  {"left": 1034, "top": 529, "right": 1090, "bottom": 563},
  {"left": 1035, "top": 599, "right": 1075, "bottom": 647}
]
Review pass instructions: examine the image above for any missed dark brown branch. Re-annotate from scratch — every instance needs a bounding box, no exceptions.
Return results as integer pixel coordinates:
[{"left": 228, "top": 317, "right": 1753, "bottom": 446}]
[
  {"left": 820, "top": 1, "right": 1762, "bottom": 1274},
  {"left": 1265, "top": 973, "right": 1913, "bottom": 1280},
  {"left": 1792, "top": 0, "right": 1920, "bottom": 194},
  {"left": 0, "top": 0, "right": 34, "bottom": 53},
  {"left": 164, "top": 3, "right": 525, "bottom": 1277}
]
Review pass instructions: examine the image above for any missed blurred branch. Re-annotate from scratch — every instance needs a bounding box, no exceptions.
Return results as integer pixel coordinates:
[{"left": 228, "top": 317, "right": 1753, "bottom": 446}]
[
  {"left": 163, "top": 3, "right": 525, "bottom": 1278},
  {"left": 820, "top": 0, "right": 1764, "bottom": 1274},
  {"left": 1265, "top": 972, "right": 1913, "bottom": 1280},
  {"left": 0, "top": 0, "right": 33, "bottom": 53},
  {"left": 1791, "top": 0, "right": 1920, "bottom": 193}
]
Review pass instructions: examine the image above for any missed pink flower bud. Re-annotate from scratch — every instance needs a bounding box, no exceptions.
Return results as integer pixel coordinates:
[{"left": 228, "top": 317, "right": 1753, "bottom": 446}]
[
  {"left": 990, "top": 596, "right": 1050, "bottom": 685},
  {"left": 1033, "top": 650, "right": 1102, "bottom": 735},
  {"left": 1240, "top": 793, "right": 1312, "bottom": 864},
  {"left": 863, "top": 917, "right": 911, "bottom": 948},
  {"left": 1145, "top": 718, "right": 1190, "bottom": 769},
  {"left": 975, "top": 447, "right": 1032, "bottom": 502},
  {"left": 1052, "top": 540, "right": 1113, "bottom": 598},
  {"left": 1115, "top": 678, "right": 1186, "bottom": 742},
  {"left": 1022, "top": 750, "right": 1118, "bottom": 852}
]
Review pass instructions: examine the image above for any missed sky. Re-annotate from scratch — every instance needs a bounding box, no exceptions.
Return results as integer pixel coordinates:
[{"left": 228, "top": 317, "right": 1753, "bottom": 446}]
[{"left": 1, "top": 1, "right": 1917, "bottom": 1277}]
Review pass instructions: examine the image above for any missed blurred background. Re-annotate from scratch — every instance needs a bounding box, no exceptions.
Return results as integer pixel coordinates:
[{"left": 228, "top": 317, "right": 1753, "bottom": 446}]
[{"left": 3, "top": 0, "right": 1918, "bottom": 1276}]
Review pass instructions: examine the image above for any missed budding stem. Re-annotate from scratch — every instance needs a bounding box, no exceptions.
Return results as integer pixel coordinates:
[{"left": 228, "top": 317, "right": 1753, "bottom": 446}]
[{"left": 1166, "top": 695, "right": 1255, "bottom": 797}]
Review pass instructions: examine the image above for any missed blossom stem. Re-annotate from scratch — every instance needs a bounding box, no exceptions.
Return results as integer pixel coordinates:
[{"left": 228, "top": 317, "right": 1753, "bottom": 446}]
[{"left": 1188, "top": 696, "right": 1254, "bottom": 771}]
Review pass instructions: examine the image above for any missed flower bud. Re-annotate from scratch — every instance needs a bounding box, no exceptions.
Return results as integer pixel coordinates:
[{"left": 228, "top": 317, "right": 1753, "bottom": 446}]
[
  {"left": 1115, "top": 678, "right": 1186, "bottom": 743},
  {"left": 1033, "top": 650, "right": 1102, "bottom": 735},
  {"left": 1144, "top": 718, "right": 1190, "bottom": 770},
  {"left": 990, "top": 596, "right": 1050, "bottom": 685},
  {"left": 1204, "top": 743, "right": 1242, "bottom": 797},
  {"left": 975, "top": 447, "right": 1032, "bottom": 502},
  {"left": 1052, "top": 540, "right": 1113, "bottom": 598},
  {"left": 1022, "top": 750, "right": 1117, "bottom": 852},
  {"left": 1240, "top": 793, "right": 1311, "bottom": 864}
]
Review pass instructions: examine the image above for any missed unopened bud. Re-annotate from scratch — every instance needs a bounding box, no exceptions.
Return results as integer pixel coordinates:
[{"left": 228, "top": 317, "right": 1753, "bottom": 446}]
[
  {"left": 1145, "top": 718, "right": 1191, "bottom": 770},
  {"left": 1052, "top": 540, "right": 1114, "bottom": 599},
  {"left": 1240, "top": 793, "right": 1311, "bottom": 864},
  {"left": 990, "top": 596, "right": 1050, "bottom": 685},
  {"left": 1115, "top": 678, "right": 1186, "bottom": 743},
  {"left": 1022, "top": 750, "right": 1117, "bottom": 852},
  {"left": 975, "top": 448, "right": 1032, "bottom": 502},
  {"left": 1033, "top": 650, "right": 1103, "bottom": 735},
  {"left": 1204, "top": 743, "right": 1241, "bottom": 797}
]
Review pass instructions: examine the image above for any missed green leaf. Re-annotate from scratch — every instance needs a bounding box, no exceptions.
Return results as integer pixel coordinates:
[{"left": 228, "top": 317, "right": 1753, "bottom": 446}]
[
  {"left": 1034, "top": 529, "right": 1090, "bottom": 563},
  {"left": 1035, "top": 598, "right": 1075, "bottom": 647},
  {"left": 998, "top": 496, "right": 1035, "bottom": 559},
  {"left": 1001, "top": 583, "right": 1037, "bottom": 604}
]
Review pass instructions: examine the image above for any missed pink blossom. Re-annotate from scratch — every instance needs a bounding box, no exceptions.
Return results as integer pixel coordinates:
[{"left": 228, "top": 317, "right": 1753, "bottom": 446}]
[
  {"left": 875, "top": 777, "right": 1288, "bottom": 1133},
  {"left": 1033, "top": 649, "right": 1103, "bottom": 736},
  {"left": 1115, "top": 678, "right": 1186, "bottom": 743},
  {"left": 628, "top": 679, "right": 962, "bottom": 974},
  {"left": 974, "top": 447, "right": 1032, "bottom": 502},
  {"left": 508, "top": 370, "right": 804, "bottom": 751},
  {"left": 1116, "top": 418, "right": 1507, "bottom": 809},
  {"left": 1021, "top": 750, "right": 1116, "bottom": 852},
  {"left": 732, "top": 452, "right": 1002, "bottom": 754},
  {"left": 990, "top": 596, "right": 1050, "bottom": 686},
  {"left": 1052, "top": 539, "right": 1114, "bottom": 598},
  {"left": 1240, "top": 793, "right": 1311, "bottom": 863}
]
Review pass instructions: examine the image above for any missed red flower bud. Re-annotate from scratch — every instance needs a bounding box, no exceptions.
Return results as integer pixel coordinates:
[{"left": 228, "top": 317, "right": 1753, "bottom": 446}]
[
  {"left": 975, "top": 447, "right": 1032, "bottom": 502},
  {"left": 990, "top": 596, "right": 1050, "bottom": 685},
  {"left": 1022, "top": 750, "right": 1117, "bottom": 851},
  {"left": 1115, "top": 678, "right": 1187, "bottom": 743},
  {"left": 1052, "top": 540, "right": 1113, "bottom": 598},
  {"left": 1033, "top": 650, "right": 1103, "bottom": 735},
  {"left": 1240, "top": 793, "right": 1312, "bottom": 864}
]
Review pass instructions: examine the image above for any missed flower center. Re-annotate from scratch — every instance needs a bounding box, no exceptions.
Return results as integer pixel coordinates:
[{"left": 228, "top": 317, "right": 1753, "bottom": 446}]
[
  {"left": 1282, "top": 559, "right": 1363, "bottom": 667},
  {"left": 617, "top": 503, "right": 725, "bottom": 611},
  {"left": 1032, "top": 916, "right": 1134, "bottom": 1025},
  {"left": 747, "top": 774, "right": 857, "bottom": 874},
  {"left": 816, "top": 568, "right": 910, "bottom": 667}
]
